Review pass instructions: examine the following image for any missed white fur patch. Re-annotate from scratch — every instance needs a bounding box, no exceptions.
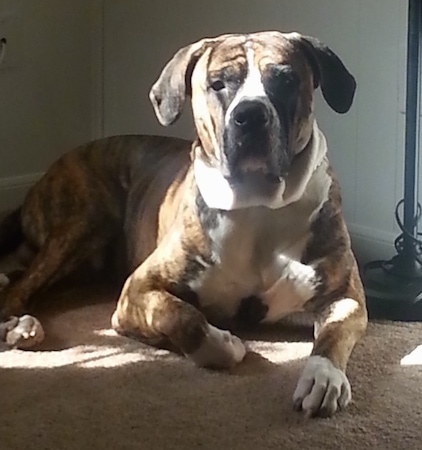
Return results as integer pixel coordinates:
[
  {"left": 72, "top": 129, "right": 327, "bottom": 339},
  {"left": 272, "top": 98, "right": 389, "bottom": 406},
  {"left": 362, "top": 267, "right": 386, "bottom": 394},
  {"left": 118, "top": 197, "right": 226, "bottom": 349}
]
[
  {"left": 194, "top": 157, "right": 287, "bottom": 210},
  {"left": 194, "top": 158, "right": 236, "bottom": 210},
  {"left": 276, "top": 256, "right": 317, "bottom": 298},
  {"left": 326, "top": 298, "right": 360, "bottom": 325},
  {"left": 293, "top": 355, "right": 351, "bottom": 417},
  {"left": 261, "top": 256, "right": 317, "bottom": 322},
  {"left": 188, "top": 324, "right": 246, "bottom": 369}
]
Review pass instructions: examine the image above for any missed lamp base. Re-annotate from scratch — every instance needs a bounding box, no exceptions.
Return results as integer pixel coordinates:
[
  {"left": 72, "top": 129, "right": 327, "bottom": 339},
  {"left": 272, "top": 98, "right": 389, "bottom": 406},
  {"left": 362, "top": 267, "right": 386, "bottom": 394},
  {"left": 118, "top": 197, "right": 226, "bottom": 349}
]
[{"left": 363, "top": 264, "right": 422, "bottom": 321}]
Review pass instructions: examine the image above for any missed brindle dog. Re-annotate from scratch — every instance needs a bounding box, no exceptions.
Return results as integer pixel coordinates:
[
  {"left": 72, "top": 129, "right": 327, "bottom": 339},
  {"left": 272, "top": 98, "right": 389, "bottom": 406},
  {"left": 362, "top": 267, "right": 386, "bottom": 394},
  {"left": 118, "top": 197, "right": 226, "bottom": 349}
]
[{"left": 0, "top": 31, "right": 367, "bottom": 418}]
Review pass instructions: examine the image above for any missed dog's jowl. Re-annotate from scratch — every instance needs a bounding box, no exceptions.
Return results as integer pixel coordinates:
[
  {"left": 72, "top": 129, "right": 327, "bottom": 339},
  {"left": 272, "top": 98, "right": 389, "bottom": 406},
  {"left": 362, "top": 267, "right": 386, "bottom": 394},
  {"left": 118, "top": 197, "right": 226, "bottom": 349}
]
[{"left": 0, "top": 31, "right": 367, "bottom": 418}]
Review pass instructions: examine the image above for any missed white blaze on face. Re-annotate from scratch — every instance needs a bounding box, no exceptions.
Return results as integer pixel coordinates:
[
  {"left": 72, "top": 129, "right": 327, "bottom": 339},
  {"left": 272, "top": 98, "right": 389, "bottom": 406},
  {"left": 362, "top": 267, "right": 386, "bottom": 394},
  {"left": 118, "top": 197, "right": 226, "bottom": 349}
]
[{"left": 225, "top": 46, "right": 267, "bottom": 125}]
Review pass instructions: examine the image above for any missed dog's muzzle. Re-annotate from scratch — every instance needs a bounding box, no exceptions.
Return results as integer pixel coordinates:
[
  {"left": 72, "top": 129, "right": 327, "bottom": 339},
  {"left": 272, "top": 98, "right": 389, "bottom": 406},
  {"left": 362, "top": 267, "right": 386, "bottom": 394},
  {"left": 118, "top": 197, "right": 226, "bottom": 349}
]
[{"left": 223, "top": 99, "right": 286, "bottom": 183}]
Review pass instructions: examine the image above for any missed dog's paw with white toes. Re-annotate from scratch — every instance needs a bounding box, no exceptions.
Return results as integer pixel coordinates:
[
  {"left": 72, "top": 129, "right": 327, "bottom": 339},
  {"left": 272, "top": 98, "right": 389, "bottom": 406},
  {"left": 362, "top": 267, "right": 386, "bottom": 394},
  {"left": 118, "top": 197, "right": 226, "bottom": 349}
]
[
  {"left": 189, "top": 324, "right": 246, "bottom": 369},
  {"left": 5, "top": 315, "right": 45, "bottom": 349},
  {"left": 293, "top": 356, "right": 351, "bottom": 417}
]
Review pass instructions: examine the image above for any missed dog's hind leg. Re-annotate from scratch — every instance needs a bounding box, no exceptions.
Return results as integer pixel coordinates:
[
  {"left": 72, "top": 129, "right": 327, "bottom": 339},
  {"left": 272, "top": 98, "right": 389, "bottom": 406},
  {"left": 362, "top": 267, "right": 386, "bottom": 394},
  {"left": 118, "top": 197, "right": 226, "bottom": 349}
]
[{"left": 0, "top": 221, "right": 115, "bottom": 348}]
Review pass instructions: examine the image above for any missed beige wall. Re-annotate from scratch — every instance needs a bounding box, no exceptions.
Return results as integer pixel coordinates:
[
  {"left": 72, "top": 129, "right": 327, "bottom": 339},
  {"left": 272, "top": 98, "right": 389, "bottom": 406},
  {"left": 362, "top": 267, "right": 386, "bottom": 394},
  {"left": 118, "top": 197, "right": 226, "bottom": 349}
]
[
  {"left": 103, "top": 0, "right": 410, "bottom": 262},
  {"left": 0, "top": 0, "right": 99, "bottom": 209},
  {"left": 0, "top": 1, "right": 416, "bottom": 263}
]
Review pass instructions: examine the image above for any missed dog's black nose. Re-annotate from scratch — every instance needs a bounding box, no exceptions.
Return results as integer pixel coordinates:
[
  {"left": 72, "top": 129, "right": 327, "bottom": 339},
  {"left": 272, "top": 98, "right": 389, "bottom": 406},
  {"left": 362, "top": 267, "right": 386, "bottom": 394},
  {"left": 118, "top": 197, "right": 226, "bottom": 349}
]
[{"left": 232, "top": 100, "right": 269, "bottom": 129}]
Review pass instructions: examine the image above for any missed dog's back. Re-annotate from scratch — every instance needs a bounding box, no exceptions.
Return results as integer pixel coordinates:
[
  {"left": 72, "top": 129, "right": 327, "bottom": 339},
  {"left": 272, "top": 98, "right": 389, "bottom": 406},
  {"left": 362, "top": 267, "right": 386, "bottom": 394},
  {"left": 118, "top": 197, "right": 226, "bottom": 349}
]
[
  {"left": 0, "top": 135, "right": 192, "bottom": 279},
  {"left": 19, "top": 135, "right": 189, "bottom": 249}
]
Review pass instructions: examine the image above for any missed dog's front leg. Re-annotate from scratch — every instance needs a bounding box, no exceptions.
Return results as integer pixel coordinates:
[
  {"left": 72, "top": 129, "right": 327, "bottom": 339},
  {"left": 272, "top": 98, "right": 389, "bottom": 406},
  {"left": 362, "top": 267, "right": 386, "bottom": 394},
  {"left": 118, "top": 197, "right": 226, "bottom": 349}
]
[
  {"left": 293, "top": 262, "right": 367, "bottom": 417},
  {"left": 111, "top": 266, "right": 246, "bottom": 369}
]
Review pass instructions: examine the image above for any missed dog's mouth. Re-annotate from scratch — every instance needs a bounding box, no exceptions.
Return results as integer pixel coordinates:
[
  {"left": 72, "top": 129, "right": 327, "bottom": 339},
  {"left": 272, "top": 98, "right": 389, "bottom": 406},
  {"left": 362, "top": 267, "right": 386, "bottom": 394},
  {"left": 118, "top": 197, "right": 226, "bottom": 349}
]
[
  {"left": 227, "top": 169, "right": 282, "bottom": 187},
  {"left": 224, "top": 169, "right": 284, "bottom": 201},
  {"left": 225, "top": 155, "right": 287, "bottom": 188},
  {"left": 222, "top": 126, "right": 290, "bottom": 191}
]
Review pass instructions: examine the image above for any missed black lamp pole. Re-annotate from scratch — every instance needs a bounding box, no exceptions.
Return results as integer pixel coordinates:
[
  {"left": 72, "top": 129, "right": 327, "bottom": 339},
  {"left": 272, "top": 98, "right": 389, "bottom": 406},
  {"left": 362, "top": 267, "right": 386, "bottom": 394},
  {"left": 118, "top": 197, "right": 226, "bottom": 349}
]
[{"left": 400, "top": 0, "right": 421, "bottom": 276}]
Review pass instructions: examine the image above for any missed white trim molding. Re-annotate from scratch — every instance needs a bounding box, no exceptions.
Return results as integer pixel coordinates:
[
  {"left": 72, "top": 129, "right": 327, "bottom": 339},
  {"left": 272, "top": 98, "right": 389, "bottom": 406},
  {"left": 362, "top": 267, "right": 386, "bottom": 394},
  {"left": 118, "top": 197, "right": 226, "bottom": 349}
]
[
  {"left": 0, "top": 173, "right": 43, "bottom": 211},
  {"left": 348, "top": 223, "right": 396, "bottom": 265}
]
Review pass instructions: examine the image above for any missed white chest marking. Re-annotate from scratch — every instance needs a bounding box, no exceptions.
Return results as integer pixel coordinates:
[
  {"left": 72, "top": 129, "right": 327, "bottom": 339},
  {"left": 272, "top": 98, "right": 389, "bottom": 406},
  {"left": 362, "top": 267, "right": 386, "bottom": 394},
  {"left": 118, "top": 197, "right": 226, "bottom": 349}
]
[
  {"left": 193, "top": 158, "right": 235, "bottom": 210},
  {"left": 193, "top": 157, "right": 287, "bottom": 211},
  {"left": 189, "top": 220, "right": 317, "bottom": 324},
  {"left": 187, "top": 214, "right": 260, "bottom": 320}
]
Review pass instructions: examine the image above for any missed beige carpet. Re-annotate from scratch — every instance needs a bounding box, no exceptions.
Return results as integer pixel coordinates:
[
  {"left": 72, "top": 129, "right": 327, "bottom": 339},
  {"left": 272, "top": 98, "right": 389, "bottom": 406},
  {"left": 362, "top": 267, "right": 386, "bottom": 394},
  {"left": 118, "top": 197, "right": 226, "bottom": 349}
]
[{"left": 1, "top": 279, "right": 422, "bottom": 450}]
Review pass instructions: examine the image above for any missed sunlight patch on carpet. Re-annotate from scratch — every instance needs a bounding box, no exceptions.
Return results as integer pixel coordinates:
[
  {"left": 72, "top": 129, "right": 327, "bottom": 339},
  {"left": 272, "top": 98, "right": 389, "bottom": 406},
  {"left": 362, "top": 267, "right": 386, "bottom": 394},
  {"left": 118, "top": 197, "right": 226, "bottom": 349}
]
[
  {"left": 94, "top": 328, "right": 121, "bottom": 337},
  {"left": 401, "top": 344, "right": 422, "bottom": 366},
  {"left": 0, "top": 344, "right": 176, "bottom": 369},
  {"left": 244, "top": 340, "right": 312, "bottom": 363},
  {"left": 0, "top": 327, "right": 312, "bottom": 369}
]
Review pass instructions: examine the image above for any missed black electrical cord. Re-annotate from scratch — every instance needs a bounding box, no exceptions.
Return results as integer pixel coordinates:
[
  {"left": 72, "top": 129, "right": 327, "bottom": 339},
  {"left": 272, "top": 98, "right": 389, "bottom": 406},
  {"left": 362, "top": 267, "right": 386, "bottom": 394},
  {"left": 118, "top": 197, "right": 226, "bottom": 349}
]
[
  {"left": 363, "top": 199, "right": 422, "bottom": 277},
  {"left": 393, "top": 199, "right": 422, "bottom": 265}
]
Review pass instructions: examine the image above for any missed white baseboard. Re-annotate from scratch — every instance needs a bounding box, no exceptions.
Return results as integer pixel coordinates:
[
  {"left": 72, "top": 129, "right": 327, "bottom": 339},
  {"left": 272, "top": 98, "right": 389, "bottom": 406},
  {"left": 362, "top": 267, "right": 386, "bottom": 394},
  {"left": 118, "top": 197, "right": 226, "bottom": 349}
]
[
  {"left": 348, "top": 223, "right": 396, "bottom": 265},
  {"left": 0, "top": 173, "right": 43, "bottom": 211}
]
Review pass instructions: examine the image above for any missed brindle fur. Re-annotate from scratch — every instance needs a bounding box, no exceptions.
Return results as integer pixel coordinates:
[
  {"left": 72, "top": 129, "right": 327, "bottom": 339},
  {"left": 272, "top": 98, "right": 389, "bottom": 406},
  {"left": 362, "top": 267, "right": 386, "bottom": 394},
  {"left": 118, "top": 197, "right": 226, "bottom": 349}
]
[{"left": 0, "top": 31, "right": 367, "bottom": 418}]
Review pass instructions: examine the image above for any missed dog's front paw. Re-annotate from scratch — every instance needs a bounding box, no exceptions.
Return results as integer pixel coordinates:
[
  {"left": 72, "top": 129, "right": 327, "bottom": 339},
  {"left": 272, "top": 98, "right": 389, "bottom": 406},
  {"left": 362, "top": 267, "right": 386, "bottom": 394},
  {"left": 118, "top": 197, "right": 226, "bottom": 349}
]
[
  {"left": 293, "top": 356, "right": 351, "bottom": 418},
  {"left": 4, "top": 315, "right": 45, "bottom": 349},
  {"left": 189, "top": 324, "right": 246, "bottom": 369}
]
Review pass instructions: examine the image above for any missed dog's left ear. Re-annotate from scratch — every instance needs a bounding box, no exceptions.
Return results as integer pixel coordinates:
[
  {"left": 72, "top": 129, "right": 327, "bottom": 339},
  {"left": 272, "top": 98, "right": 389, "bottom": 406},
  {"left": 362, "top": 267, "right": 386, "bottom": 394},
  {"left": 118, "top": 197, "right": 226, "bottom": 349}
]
[
  {"left": 150, "top": 38, "right": 215, "bottom": 126},
  {"left": 290, "top": 34, "right": 356, "bottom": 114}
]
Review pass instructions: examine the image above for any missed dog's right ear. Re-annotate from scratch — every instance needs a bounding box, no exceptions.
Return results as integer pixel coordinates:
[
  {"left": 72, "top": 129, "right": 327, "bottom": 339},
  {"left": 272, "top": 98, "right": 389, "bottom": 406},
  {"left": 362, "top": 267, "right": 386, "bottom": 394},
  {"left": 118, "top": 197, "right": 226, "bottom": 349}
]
[
  {"left": 289, "top": 34, "right": 356, "bottom": 114},
  {"left": 150, "top": 39, "right": 214, "bottom": 126}
]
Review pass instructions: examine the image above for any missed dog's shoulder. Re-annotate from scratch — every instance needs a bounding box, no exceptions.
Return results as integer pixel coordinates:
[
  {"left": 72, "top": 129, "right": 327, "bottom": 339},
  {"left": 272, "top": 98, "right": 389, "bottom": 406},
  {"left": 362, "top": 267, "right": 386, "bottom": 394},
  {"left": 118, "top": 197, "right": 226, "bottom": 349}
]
[{"left": 302, "top": 164, "right": 350, "bottom": 265}]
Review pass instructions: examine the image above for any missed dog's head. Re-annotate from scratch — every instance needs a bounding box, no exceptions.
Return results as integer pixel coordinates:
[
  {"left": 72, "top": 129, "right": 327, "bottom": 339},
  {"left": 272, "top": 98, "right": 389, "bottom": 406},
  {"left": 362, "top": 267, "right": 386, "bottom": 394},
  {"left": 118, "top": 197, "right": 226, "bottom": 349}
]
[{"left": 150, "top": 31, "right": 356, "bottom": 210}]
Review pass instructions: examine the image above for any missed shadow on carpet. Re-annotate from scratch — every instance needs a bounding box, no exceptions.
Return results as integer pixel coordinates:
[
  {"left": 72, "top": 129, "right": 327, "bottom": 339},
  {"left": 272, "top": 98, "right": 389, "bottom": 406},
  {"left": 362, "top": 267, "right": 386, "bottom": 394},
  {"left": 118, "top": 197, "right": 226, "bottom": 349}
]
[{"left": 1, "top": 281, "right": 422, "bottom": 450}]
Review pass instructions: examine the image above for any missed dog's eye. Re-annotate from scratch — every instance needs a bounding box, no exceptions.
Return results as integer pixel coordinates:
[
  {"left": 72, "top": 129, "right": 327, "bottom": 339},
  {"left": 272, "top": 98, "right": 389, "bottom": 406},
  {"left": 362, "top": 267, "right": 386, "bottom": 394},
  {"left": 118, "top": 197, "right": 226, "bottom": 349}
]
[
  {"left": 210, "top": 80, "right": 225, "bottom": 92},
  {"left": 269, "top": 65, "right": 299, "bottom": 88}
]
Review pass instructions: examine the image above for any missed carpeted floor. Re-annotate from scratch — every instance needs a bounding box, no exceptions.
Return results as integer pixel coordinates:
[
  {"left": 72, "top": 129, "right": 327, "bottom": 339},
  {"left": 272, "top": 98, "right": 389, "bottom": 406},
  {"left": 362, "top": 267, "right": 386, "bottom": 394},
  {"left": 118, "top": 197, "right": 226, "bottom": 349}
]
[{"left": 1, "top": 276, "right": 422, "bottom": 449}]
